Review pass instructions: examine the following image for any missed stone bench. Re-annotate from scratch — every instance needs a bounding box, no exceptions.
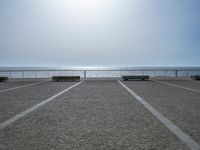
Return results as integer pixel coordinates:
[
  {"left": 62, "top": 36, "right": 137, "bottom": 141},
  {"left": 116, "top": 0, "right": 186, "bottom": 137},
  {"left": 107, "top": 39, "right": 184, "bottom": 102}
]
[
  {"left": 0, "top": 77, "right": 8, "bottom": 82},
  {"left": 122, "top": 75, "right": 149, "bottom": 81},
  {"left": 191, "top": 75, "right": 200, "bottom": 80},
  {"left": 52, "top": 76, "right": 80, "bottom": 82}
]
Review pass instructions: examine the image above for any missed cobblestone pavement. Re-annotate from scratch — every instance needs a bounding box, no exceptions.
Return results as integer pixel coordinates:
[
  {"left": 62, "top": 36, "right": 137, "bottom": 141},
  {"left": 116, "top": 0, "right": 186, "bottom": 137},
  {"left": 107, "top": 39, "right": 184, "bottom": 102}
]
[
  {"left": 0, "top": 80, "right": 189, "bottom": 150},
  {"left": 0, "top": 81, "right": 76, "bottom": 122},
  {"left": 155, "top": 78, "right": 200, "bottom": 90},
  {"left": 123, "top": 80, "right": 200, "bottom": 145},
  {"left": 0, "top": 79, "right": 45, "bottom": 91}
]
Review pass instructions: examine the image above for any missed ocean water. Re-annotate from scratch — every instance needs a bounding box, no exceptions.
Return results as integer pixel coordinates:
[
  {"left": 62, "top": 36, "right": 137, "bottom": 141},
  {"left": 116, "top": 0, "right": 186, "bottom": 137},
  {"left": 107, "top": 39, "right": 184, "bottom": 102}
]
[{"left": 0, "top": 67, "right": 200, "bottom": 78}]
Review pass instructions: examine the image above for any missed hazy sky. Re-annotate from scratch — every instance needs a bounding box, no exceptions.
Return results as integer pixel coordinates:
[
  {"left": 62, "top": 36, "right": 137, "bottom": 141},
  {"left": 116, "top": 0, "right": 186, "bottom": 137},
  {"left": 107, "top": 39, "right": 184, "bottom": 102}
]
[{"left": 0, "top": 0, "right": 200, "bottom": 67}]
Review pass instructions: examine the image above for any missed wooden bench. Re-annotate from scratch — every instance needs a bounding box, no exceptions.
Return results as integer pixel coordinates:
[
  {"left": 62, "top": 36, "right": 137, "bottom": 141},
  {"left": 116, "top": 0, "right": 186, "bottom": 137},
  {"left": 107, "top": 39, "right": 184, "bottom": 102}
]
[
  {"left": 122, "top": 75, "right": 149, "bottom": 81},
  {"left": 191, "top": 75, "right": 200, "bottom": 80},
  {"left": 0, "top": 77, "right": 8, "bottom": 82},
  {"left": 52, "top": 76, "right": 80, "bottom": 82}
]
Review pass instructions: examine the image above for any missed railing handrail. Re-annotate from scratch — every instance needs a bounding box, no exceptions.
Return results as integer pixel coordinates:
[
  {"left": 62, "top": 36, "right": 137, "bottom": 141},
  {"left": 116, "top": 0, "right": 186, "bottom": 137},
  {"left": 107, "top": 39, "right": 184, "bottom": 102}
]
[
  {"left": 0, "top": 69, "right": 200, "bottom": 72},
  {"left": 0, "top": 68, "right": 200, "bottom": 79}
]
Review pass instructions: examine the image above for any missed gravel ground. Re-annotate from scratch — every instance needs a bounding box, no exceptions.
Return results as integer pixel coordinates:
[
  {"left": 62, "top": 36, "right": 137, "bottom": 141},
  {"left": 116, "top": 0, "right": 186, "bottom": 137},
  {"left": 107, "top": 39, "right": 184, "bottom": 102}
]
[
  {"left": 0, "top": 81, "right": 77, "bottom": 123},
  {"left": 0, "top": 79, "right": 46, "bottom": 91},
  {"left": 155, "top": 78, "right": 200, "bottom": 90},
  {"left": 0, "top": 80, "right": 189, "bottom": 150},
  {"left": 123, "top": 80, "right": 200, "bottom": 145}
]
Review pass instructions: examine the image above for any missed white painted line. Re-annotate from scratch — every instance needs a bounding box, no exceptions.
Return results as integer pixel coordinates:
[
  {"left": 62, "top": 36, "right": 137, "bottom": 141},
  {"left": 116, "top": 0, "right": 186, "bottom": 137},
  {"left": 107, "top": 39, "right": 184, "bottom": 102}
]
[
  {"left": 0, "top": 81, "right": 83, "bottom": 130},
  {"left": 118, "top": 80, "right": 200, "bottom": 150},
  {"left": 0, "top": 81, "right": 49, "bottom": 93},
  {"left": 153, "top": 80, "right": 200, "bottom": 94}
]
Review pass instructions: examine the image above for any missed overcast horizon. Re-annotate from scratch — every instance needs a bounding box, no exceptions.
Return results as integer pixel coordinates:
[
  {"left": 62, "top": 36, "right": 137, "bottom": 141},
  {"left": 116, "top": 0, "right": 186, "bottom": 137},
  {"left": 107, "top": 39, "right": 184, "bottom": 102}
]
[{"left": 1, "top": 0, "right": 200, "bottom": 67}]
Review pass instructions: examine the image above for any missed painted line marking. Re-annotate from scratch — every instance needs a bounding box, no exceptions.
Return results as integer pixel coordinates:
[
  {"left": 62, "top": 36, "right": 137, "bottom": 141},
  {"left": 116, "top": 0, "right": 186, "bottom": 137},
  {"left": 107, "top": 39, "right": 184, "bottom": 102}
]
[
  {"left": 118, "top": 80, "right": 200, "bottom": 150},
  {"left": 153, "top": 80, "right": 200, "bottom": 93},
  {"left": 0, "top": 81, "right": 83, "bottom": 130},
  {"left": 0, "top": 81, "right": 49, "bottom": 93}
]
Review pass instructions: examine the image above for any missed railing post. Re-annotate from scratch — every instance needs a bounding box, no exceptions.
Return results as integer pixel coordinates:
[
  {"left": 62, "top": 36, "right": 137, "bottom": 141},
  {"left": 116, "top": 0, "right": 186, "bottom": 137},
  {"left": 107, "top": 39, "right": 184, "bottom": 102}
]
[
  {"left": 35, "top": 71, "right": 36, "bottom": 79},
  {"left": 22, "top": 71, "right": 24, "bottom": 78},
  {"left": 84, "top": 70, "right": 86, "bottom": 79},
  {"left": 154, "top": 70, "right": 155, "bottom": 77},
  {"left": 9, "top": 71, "right": 12, "bottom": 79},
  {"left": 175, "top": 70, "right": 178, "bottom": 78}
]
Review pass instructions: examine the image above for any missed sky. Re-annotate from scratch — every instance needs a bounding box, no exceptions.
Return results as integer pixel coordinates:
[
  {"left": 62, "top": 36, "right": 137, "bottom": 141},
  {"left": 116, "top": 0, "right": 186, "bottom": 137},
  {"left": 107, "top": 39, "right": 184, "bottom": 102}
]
[{"left": 0, "top": 0, "right": 200, "bottom": 67}]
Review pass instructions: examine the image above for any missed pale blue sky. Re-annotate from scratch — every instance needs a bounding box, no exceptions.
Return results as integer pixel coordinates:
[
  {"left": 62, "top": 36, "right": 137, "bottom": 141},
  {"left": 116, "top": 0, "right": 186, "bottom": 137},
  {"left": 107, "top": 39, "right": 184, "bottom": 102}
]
[{"left": 0, "top": 0, "right": 200, "bottom": 67}]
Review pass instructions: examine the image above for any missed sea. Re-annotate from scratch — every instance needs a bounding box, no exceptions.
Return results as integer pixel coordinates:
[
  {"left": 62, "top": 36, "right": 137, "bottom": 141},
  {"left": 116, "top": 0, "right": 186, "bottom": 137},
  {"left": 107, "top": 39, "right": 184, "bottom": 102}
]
[{"left": 0, "top": 67, "right": 200, "bottom": 78}]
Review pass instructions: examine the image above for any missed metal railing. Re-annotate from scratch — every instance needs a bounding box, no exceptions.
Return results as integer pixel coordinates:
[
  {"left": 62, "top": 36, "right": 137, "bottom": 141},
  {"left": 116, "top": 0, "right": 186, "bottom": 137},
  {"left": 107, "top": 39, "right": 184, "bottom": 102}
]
[{"left": 0, "top": 68, "right": 200, "bottom": 79}]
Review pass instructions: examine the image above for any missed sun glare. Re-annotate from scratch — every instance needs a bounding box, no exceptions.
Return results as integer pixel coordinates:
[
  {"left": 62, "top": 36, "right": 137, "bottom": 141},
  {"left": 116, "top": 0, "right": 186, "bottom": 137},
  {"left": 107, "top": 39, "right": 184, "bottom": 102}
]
[{"left": 67, "top": 0, "right": 105, "bottom": 10}]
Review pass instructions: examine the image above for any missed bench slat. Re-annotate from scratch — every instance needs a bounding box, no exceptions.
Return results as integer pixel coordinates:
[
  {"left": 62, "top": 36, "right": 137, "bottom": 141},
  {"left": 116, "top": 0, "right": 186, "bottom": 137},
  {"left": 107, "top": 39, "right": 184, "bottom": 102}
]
[
  {"left": 122, "top": 75, "right": 149, "bottom": 81},
  {"left": 52, "top": 76, "right": 80, "bottom": 82},
  {"left": 0, "top": 77, "right": 9, "bottom": 82},
  {"left": 191, "top": 75, "right": 200, "bottom": 80}
]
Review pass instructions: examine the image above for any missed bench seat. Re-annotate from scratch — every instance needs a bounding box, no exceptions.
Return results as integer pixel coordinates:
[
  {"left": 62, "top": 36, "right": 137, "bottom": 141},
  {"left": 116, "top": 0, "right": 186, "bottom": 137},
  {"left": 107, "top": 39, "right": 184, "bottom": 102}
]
[
  {"left": 52, "top": 76, "right": 80, "bottom": 82},
  {"left": 122, "top": 75, "right": 149, "bottom": 81},
  {"left": 0, "top": 77, "right": 8, "bottom": 82},
  {"left": 191, "top": 75, "right": 200, "bottom": 80}
]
